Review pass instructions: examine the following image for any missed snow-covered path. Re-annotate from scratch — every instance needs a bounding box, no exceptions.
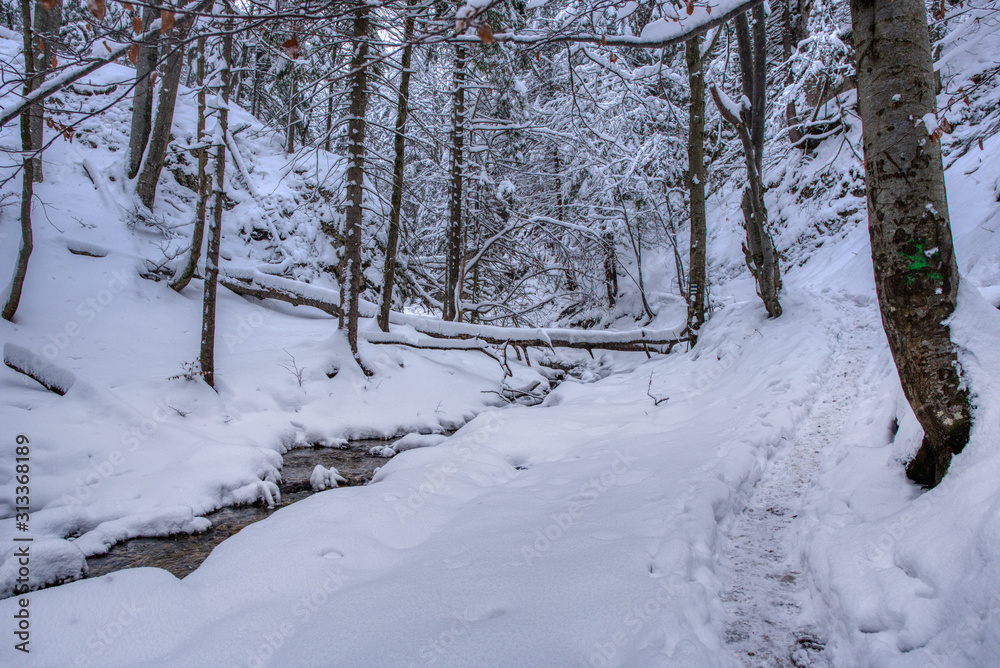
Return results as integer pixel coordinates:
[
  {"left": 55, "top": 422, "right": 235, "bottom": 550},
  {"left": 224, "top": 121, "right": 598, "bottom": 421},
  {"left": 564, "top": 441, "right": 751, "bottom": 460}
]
[{"left": 721, "top": 299, "right": 880, "bottom": 667}]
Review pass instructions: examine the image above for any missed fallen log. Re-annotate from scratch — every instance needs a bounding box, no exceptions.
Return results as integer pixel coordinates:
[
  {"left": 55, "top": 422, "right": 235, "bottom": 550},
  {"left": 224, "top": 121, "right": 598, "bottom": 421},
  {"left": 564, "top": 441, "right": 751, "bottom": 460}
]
[
  {"left": 221, "top": 268, "right": 688, "bottom": 354},
  {"left": 362, "top": 331, "right": 500, "bottom": 362},
  {"left": 3, "top": 343, "right": 76, "bottom": 395},
  {"left": 220, "top": 269, "right": 343, "bottom": 319}
]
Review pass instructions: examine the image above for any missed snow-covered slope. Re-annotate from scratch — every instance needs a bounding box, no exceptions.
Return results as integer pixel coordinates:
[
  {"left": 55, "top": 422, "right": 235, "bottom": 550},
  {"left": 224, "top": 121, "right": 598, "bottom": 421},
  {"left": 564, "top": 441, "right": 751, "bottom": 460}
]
[
  {"left": 0, "top": 39, "right": 524, "bottom": 598},
  {"left": 2, "top": 8, "right": 1000, "bottom": 667}
]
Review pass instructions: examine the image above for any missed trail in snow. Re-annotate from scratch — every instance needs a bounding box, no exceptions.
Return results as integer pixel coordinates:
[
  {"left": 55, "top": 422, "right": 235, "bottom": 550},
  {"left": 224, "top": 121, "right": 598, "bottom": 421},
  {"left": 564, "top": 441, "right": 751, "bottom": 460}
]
[{"left": 721, "top": 299, "right": 879, "bottom": 667}]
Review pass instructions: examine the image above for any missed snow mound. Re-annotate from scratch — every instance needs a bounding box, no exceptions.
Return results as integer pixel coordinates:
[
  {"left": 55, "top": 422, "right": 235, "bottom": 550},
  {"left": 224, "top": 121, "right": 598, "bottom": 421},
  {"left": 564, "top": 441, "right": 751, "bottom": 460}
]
[
  {"left": 0, "top": 539, "right": 86, "bottom": 598},
  {"left": 368, "top": 445, "right": 397, "bottom": 458},
  {"left": 309, "top": 465, "right": 347, "bottom": 492},
  {"left": 391, "top": 432, "right": 449, "bottom": 453}
]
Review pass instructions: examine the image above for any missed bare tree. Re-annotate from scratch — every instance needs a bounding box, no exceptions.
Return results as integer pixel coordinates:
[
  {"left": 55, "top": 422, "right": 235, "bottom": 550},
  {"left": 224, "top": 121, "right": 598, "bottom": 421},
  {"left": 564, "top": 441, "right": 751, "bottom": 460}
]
[
  {"left": 170, "top": 35, "right": 209, "bottom": 293},
  {"left": 200, "top": 15, "right": 233, "bottom": 388},
  {"left": 685, "top": 27, "right": 720, "bottom": 339},
  {"left": 378, "top": 0, "right": 417, "bottom": 333},
  {"left": 344, "top": 2, "right": 372, "bottom": 371},
  {"left": 2, "top": 0, "right": 36, "bottom": 322},
  {"left": 127, "top": 5, "right": 161, "bottom": 180},
  {"left": 137, "top": 0, "right": 197, "bottom": 209},
  {"left": 443, "top": 44, "right": 467, "bottom": 322}
]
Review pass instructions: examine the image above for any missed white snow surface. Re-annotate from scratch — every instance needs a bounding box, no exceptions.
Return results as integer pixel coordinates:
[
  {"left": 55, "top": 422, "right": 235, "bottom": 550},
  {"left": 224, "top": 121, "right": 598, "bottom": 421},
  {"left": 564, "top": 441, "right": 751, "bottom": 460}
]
[{"left": 2, "top": 23, "right": 1000, "bottom": 668}]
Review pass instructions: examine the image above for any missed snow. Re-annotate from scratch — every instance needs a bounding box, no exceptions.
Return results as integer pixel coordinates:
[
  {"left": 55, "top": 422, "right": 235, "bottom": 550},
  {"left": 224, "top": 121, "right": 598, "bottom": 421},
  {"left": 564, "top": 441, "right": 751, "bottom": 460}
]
[
  {"left": 309, "top": 465, "right": 347, "bottom": 491},
  {"left": 2, "top": 343, "right": 77, "bottom": 395},
  {"left": 2, "top": 12, "right": 1000, "bottom": 668}
]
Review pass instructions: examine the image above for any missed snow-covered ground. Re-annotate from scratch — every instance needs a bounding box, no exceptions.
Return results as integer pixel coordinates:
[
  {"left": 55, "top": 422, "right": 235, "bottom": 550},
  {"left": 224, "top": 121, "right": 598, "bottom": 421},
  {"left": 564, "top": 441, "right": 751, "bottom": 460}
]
[{"left": 3, "top": 12, "right": 1000, "bottom": 668}]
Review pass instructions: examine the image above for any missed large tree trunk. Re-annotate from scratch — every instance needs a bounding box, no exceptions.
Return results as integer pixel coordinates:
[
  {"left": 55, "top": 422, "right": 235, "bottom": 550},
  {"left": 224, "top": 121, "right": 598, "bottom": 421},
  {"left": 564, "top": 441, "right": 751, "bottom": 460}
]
[
  {"left": 344, "top": 4, "right": 371, "bottom": 371},
  {"left": 2, "top": 0, "right": 36, "bottom": 322},
  {"left": 443, "top": 44, "right": 466, "bottom": 322},
  {"left": 170, "top": 36, "right": 209, "bottom": 293},
  {"left": 136, "top": 1, "right": 194, "bottom": 210},
  {"left": 200, "top": 20, "right": 232, "bottom": 388},
  {"left": 378, "top": 0, "right": 415, "bottom": 333},
  {"left": 127, "top": 6, "right": 161, "bottom": 180},
  {"left": 850, "top": 0, "right": 970, "bottom": 487},
  {"left": 685, "top": 35, "right": 708, "bottom": 339},
  {"left": 29, "top": 0, "right": 60, "bottom": 183}
]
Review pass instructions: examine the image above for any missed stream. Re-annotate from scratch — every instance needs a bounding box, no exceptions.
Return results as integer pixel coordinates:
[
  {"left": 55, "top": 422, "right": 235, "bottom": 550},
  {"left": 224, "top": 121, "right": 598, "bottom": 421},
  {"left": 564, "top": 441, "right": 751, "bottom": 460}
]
[{"left": 85, "top": 438, "right": 398, "bottom": 580}]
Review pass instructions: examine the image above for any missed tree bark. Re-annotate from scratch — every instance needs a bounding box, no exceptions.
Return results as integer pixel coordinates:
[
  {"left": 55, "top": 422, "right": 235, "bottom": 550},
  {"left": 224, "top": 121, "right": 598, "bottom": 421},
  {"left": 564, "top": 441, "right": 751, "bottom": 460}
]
[
  {"left": 171, "top": 36, "right": 208, "bottom": 293},
  {"left": 444, "top": 45, "right": 466, "bottom": 322},
  {"left": 686, "top": 35, "right": 708, "bottom": 339},
  {"left": 29, "top": 0, "right": 60, "bottom": 182},
  {"left": 850, "top": 0, "right": 970, "bottom": 487},
  {"left": 285, "top": 71, "right": 297, "bottom": 154},
  {"left": 127, "top": 6, "right": 161, "bottom": 180},
  {"left": 378, "top": 0, "right": 415, "bottom": 332},
  {"left": 137, "top": 0, "right": 195, "bottom": 210},
  {"left": 730, "top": 10, "right": 782, "bottom": 318},
  {"left": 603, "top": 228, "right": 617, "bottom": 308},
  {"left": 2, "top": 0, "right": 36, "bottom": 322},
  {"left": 200, "top": 19, "right": 232, "bottom": 388},
  {"left": 344, "top": 3, "right": 371, "bottom": 371}
]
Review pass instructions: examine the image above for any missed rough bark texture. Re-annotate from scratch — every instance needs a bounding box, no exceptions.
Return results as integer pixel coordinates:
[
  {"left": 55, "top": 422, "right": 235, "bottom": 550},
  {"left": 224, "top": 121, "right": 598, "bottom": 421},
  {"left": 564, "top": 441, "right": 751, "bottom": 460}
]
[
  {"left": 127, "top": 6, "right": 161, "bottom": 180},
  {"left": 29, "top": 0, "right": 60, "bottom": 182},
  {"left": 850, "top": 0, "right": 970, "bottom": 487},
  {"left": 603, "top": 229, "right": 617, "bottom": 308},
  {"left": 137, "top": 1, "right": 194, "bottom": 209},
  {"left": 344, "top": 4, "right": 371, "bottom": 370},
  {"left": 686, "top": 35, "right": 707, "bottom": 339},
  {"left": 200, "top": 22, "right": 232, "bottom": 388},
  {"left": 783, "top": 0, "right": 811, "bottom": 147},
  {"left": 285, "top": 73, "right": 297, "bottom": 154},
  {"left": 443, "top": 44, "right": 466, "bottom": 322},
  {"left": 170, "top": 36, "right": 208, "bottom": 293},
  {"left": 2, "top": 0, "right": 36, "bottom": 322},
  {"left": 729, "top": 10, "right": 782, "bottom": 318},
  {"left": 378, "top": 0, "right": 415, "bottom": 333}
]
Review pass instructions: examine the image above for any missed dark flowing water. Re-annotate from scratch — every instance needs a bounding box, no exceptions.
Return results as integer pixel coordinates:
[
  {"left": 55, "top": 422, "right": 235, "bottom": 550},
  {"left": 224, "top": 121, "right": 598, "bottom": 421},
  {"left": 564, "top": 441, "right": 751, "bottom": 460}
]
[{"left": 85, "top": 439, "right": 395, "bottom": 580}]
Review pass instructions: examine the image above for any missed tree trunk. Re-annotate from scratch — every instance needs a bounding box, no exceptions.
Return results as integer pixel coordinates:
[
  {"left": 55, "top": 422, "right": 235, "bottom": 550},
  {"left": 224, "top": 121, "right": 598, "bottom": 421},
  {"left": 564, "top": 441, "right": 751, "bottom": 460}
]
[
  {"left": 171, "top": 36, "right": 208, "bottom": 293},
  {"left": 200, "top": 19, "right": 232, "bottom": 388},
  {"left": 603, "top": 229, "right": 617, "bottom": 308},
  {"left": 2, "top": 0, "right": 36, "bottom": 322},
  {"left": 378, "top": 0, "right": 415, "bottom": 333},
  {"left": 850, "top": 0, "right": 970, "bottom": 487},
  {"left": 127, "top": 6, "right": 161, "bottom": 179},
  {"left": 732, "top": 10, "right": 782, "bottom": 318},
  {"left": 344, "top": 4, "right": 371, "bottom": 371},
  {"left": 29, "top": 0, "right": 60, "bottom": 182},
  {"left": 136, "top": 1, "right": 194, "bottom": 209},
  {"left": 686, "top": 35, "right": 708, "bottom": 339},
  {"left": 443, "top": 44, "right": 466, "bottom": 322},
  {"left": 285, "top": 72, "right": 297, "bottom": 154}
]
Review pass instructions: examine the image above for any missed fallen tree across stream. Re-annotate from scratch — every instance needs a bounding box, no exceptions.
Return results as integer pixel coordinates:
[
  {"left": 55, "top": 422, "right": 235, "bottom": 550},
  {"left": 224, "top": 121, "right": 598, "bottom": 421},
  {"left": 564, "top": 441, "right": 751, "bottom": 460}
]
[{"left": 221, "top": 268, "right": 689, "bottom": 354}]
